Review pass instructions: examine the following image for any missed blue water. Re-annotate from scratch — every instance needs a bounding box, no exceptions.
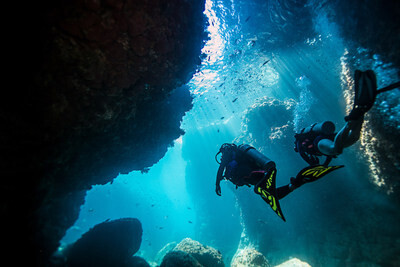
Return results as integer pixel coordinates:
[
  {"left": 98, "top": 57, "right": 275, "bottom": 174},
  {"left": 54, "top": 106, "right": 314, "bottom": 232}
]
[{"left": 61, "top": 0, "right": 400, "bottom": 266}]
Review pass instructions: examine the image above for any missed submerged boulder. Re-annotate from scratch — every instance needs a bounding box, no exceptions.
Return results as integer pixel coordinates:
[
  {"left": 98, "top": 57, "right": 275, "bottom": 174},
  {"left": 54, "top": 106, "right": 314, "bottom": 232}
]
[
  {"left": 274, "top": 258, "right": 311, "bottom": 267},
  {"left": 160, "top": 251, "right": 202, "bottom": 267},
  {"left": 65, "top": 218, "right": 142, "bottom": 267},
  {"left": 174, "top": 238, "right": 225, "bottom": 267},
  {"left": 126, "top": 256, "right": 151, "bottom": 267},
  {"left": 231, "top": 247, "right": 271, "bottom": 267}
]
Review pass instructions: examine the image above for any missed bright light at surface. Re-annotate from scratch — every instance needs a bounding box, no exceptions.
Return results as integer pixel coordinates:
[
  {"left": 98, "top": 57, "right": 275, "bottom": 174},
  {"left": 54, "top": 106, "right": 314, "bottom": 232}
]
[{"left": 203, "top": 0, "right": 225, "bottom": 66}]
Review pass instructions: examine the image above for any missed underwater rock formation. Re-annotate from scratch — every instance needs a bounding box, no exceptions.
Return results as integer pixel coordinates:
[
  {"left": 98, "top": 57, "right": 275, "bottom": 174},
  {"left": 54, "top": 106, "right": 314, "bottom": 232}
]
[
  {"left": 231, "top": 247, "right": 271, "bottom": 267},
  {"left": 274, "top": 258, "right": 311, "bottom": 267},
  {"left": 324, "top": 0, "right": 400, "bottom": 69},
  {"left": 3, "top": 0, "right": 206, "bottom": 265},
  {"left": 174, "top": 238, "right": 225, "bottom": 267},
  {"left": 160, "top": 251, "right": 202, "bottom": 267},
  {"left": 237, "top": 97, "right": 295, "bottom": 151},
  {"left": 362, "top": 111, "right": 400, "bottom": 201},
  {"left": 126, "top": 256, "right": 151, "bottom": 267},
  {"left": 65, "top": 218, "right": 142, "bottom": 266}
]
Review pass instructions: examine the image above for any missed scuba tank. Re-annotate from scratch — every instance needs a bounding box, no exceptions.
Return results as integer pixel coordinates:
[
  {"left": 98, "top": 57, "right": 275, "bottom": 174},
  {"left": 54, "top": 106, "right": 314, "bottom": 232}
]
[
  {"left": 237, "top": 144, "right": 276, "bottom": 171},
  {"left": 300, "top": 121, "right": 335, "bottom": 136}
]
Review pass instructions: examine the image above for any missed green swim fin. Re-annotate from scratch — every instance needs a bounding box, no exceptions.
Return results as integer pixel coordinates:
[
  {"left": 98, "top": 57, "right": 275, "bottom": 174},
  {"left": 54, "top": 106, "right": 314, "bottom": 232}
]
[{"left": 254, "top": 169, "right": 286, "bottom": 222}]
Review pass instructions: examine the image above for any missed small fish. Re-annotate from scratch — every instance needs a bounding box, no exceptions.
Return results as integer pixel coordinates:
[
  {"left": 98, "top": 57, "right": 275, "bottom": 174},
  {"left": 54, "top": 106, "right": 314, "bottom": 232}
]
[
  {"left": 262, "top": 60, "right": 270, "bottom": 66},
  {"left": 188, "top": 221, "right": 193, "bottom": 224},
  {"left": 257, "top": 219, "right": 267, "bottom": 225},
  {"left": 245, "top": 16, "right": 251, "bottom": 22},
  {"left": 151, "top": 204, "right": 155, "bottom": 207},
  {"left": 159, "top": 227, "right": 164, "bottom": 230},
  {"left": 187, "top": 207, "right": 192, "bottom": 210},
  {"left": 217, "top": 129, "right": 220, "bottom": 133},
  {"left": 220, "top": 117, "right": 225, "bottom": 120},
  {"left": 88, "top": 208, "right": 94, "bottom": 212},
  {"left": 232, "top": 98, "right": 238, "bottom": 103}
]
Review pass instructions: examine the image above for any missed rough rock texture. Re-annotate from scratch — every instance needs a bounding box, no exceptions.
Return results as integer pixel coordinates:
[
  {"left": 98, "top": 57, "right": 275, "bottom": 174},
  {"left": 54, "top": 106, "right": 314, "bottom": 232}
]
[
  {"left": 274, "top": 258, "right": 311, "bottom": 267},
  {"left": 160, "top": 251, "right": 202, "bottom": 267},
  {"left": 2, "top": 0, "right": 206, "bottom": 265},
  {"left": 65, "top": 218, "right": 142, "bottom": 266},
  {"left": 231, "top": 248, "right": 271, "bottom": 267},
  {"left": 325, "top": 0, "right": 400, "bottom": 69},
  {"left": 237, "top": 97, "right": 295, "bottom": 151},
  {"left": 362, "top": 110, "right": 400, "bottom": 201},
  {"left": 174, "top": 238, "right": 225, "bottom": 267}
]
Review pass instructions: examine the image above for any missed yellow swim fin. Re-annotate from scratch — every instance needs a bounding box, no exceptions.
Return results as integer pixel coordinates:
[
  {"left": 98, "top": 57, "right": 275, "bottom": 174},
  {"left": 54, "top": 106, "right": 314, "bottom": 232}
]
[{"left": 255, "top": 169, "right": 286, "bottom": 222}]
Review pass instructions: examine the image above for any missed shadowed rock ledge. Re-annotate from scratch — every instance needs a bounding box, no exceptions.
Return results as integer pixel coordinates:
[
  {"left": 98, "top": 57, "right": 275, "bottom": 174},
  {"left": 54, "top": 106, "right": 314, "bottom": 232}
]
[{"left": 1, "top": 0, "right": 206, "bottom": 265}]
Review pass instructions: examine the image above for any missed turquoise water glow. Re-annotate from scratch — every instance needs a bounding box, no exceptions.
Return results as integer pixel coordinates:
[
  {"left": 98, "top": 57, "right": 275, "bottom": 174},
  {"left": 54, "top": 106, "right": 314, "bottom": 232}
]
[{"left": 61, "top": 0, "right": 400, "bottom": 266}]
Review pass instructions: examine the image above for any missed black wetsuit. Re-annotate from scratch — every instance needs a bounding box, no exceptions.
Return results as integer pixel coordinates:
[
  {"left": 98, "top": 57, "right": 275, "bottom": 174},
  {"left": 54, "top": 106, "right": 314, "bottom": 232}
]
[{"left": 216, "top": 146, "right": 292, "bottom": 199}]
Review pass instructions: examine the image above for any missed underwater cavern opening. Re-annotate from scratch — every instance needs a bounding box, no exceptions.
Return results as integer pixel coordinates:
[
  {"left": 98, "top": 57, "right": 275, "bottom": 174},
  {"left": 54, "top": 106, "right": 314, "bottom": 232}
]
[{"left": 8, "top": 0, "right": 399, "bottom": 266}]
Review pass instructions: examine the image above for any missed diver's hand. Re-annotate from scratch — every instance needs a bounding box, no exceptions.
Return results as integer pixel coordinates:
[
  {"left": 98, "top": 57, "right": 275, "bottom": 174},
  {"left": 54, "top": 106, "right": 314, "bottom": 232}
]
[{"left": 215, "top": 183, "right": 221, "bottom": 196}]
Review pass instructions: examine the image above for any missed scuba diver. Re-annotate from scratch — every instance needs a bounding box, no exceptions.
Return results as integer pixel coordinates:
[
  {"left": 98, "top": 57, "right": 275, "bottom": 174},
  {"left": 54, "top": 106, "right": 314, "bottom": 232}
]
[
  {"left": 294, "top": 70, "right": 400, "bottom": 166},
  {"left": 215, "top": 143, "right": 343, "bottom": 221}
]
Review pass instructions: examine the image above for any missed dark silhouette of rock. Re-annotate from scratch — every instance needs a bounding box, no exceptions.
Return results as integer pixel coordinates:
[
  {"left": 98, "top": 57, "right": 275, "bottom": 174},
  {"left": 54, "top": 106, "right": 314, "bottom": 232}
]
[
  {"left": 65, "top": 218, "right": 142, "bottom": 267},
  {"left": 2, "top": 0, "right": 206, "bottom": 265},
  {"left": 174, "top": 238, "right": 224, "bottom": 267},
  {"left": 126, "top": 256, "right": 151, "bottom": 267},
  {"left": 160, "top": 251, "right": 202, "bottom": 267}
]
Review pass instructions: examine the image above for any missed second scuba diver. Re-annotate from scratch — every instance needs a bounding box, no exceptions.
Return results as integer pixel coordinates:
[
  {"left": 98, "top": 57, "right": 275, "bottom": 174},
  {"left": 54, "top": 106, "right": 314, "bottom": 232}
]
[
  {"left": 215, "top": 143, "right": 343, "bottom": 221},
  {"left": 295, "top": 70, "right": 399, "bottom": 166}
]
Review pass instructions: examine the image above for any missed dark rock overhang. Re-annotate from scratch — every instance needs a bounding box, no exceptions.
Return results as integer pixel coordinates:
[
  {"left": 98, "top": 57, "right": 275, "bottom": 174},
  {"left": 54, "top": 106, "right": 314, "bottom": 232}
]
[{"left": 2, "top": 0, "right": 207, "bottom": 265}]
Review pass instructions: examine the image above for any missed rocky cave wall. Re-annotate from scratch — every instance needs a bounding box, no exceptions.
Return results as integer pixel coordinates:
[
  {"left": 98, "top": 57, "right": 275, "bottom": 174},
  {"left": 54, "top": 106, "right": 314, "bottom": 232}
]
[{"left": 2, "top": 0, "right": 206, "bottom": 265}]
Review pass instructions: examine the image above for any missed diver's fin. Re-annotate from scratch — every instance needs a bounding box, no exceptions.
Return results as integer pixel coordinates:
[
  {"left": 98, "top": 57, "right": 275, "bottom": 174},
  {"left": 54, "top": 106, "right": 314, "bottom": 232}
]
[
  {"left": 346, "top": 70, "right": 377, "bottom": 121},
  {"left": 254, "top": 169, "right": 286, "bottom": 222},
  {"left": 295, "top": 165, "right": 344, "bottom": 184}
]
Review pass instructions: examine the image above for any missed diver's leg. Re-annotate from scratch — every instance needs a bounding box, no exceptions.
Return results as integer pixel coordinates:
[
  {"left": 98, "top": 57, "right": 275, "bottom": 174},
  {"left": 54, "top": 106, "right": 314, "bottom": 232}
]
[
  {"left": 317, "top": 116, "right": 364, "bottom": 156},
  {"left": 276, "top": 175, "right": 308, "bottom": 199},
  {"left": 317, "top": 139, "right": 337, "bottom": 156},
  {"left": 335, "top": 116, "right": 363, "bottom": 148},
  {"left": 276, "top": 185, "right": 292, "bottom": 199}
]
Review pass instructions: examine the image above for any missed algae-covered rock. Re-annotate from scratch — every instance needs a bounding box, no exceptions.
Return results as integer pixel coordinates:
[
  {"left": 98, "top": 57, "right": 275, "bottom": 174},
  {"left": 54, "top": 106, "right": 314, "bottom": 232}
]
[
  {"left": 274, "top": 258, "right": 311, "bottom": 267},
  {"left": 174, "top": 237, "right": 224, "bottom": 267},
  {"left": 231, "top": 247, "right": 271, "bottom": 267}
]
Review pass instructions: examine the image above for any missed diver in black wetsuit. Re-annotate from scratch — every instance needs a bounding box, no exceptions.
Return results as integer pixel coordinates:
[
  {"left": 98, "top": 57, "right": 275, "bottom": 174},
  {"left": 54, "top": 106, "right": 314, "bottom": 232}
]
[
  {"left": 294, "top": 121, "right": 337, "bottom": 166},
  {"left": 295, "top": 70, "right": 399, "bottom": 166},
  {"left": 215, "top": 144, "right": 292, "bottom": 198},
  {"left": 215, "top": 143, "right": 342, "bottom": 221}
]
